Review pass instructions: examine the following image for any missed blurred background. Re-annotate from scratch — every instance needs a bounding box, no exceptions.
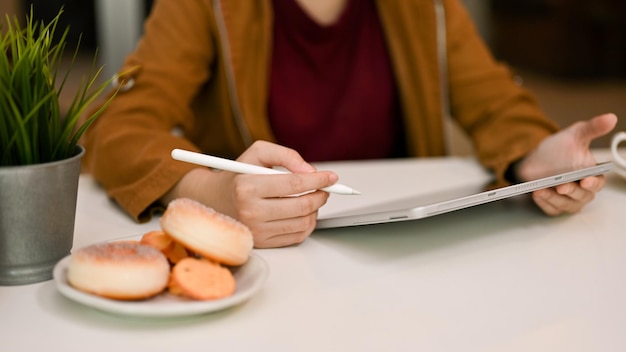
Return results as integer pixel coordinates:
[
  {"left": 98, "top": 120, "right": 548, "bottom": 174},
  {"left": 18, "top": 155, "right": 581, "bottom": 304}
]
[{"left": 2, "top": 0, "right": 625, "bottom": 148}]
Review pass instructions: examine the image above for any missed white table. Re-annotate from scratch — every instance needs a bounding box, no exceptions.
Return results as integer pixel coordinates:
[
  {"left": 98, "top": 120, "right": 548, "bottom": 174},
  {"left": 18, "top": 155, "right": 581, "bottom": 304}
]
[{"left": 2, "top": 151, "right": 626, "bottom": 352}]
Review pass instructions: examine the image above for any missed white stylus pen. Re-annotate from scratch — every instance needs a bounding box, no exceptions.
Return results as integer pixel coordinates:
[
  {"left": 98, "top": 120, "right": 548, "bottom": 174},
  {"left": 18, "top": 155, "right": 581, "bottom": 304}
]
[{"left": 171, "top": 149, "right": 361, "bottom": 195}]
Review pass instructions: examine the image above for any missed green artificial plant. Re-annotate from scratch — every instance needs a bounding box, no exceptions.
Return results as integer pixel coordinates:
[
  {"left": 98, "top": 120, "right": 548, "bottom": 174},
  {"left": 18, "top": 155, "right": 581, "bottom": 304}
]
[{"left": 0, "top": 7, "right": 118, "bottom": 166}]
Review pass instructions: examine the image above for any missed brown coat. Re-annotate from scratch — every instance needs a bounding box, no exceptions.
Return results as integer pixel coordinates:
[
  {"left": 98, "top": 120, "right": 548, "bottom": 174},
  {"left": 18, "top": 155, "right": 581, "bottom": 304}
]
[{"left": 83, "top": 0, "right": 559, "bottom": 221}]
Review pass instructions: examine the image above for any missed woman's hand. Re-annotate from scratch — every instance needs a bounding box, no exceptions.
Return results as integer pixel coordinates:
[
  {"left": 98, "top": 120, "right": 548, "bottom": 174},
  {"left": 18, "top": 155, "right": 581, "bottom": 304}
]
[
  {"left": 162, "top": 141, "right": 339, "bottom": 248},
  {"left": 514, "top": 113, "right": 617, "bottom": 215}
]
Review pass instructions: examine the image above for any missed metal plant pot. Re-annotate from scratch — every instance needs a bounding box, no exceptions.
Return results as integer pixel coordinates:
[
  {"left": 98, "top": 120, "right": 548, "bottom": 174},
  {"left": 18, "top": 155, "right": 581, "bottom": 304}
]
[{"left": 0, "top": 146, "right": 84, "bottom": 285}]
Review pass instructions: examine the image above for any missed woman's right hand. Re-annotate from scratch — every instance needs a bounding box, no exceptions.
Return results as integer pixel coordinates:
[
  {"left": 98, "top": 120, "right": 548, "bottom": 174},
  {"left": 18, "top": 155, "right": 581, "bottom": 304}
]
[{"left": 162, "top": 141, "right": 339, "bottom": 248}]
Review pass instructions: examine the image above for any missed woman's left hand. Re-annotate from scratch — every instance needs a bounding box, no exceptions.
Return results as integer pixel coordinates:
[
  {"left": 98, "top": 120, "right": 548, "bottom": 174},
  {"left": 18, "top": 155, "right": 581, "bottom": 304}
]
[{"left": 514, "top": 113, "right": 617, "bottom": 215}]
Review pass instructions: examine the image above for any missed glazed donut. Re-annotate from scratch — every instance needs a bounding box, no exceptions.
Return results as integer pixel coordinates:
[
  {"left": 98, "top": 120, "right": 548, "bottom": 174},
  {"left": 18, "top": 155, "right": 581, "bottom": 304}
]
[
  {"left": 67, "top": 241, "right": 170, "bottom": 300},
  {"left": 160, "top": 198, "right": 253, "bottom": 266}
]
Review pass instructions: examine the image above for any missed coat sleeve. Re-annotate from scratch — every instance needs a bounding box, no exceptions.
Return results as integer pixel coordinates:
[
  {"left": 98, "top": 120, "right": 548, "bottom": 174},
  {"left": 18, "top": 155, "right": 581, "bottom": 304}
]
[
  {"left": 82, "top": 0, "right": 217, "bottom": 221},
  {"left": 444, "top": 0, "right": 560, "bottom": 182}
]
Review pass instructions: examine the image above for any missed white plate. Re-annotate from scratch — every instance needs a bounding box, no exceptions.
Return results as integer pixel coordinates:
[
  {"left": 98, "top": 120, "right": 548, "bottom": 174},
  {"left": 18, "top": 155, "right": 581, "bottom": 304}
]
[{"left": 53, "top": 239, "right": 269, "bottom": 318}]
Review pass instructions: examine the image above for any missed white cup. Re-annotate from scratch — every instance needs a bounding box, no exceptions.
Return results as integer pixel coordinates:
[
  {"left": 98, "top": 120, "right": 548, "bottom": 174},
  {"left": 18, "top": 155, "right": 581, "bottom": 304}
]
[{"left": 611, "top": 131, "right": 626, "bottom": 179}]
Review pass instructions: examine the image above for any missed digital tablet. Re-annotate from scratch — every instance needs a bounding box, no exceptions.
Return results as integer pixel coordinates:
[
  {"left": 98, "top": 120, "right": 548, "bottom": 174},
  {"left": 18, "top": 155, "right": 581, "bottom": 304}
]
[{"left": 315, "top": 161, "right": 614, "bottom": 229}]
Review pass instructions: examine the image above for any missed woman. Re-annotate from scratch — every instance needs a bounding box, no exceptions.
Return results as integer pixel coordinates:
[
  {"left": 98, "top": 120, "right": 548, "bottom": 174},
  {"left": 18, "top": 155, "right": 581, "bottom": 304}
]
[{"left": 83, "top": 0, "right": 616, "bottom": 247}]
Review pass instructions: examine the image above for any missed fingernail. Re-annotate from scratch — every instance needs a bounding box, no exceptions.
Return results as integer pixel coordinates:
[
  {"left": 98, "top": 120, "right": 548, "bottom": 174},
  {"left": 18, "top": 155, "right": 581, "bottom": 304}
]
[
  {"left": 301, "top": 161, "right": 317, "bottom": 173},
  {"left": 586, "top": 177, "right": 597, "bottom": 189},
  {"left": 558, "top": 185, "right": 570, "bottom": 195}
]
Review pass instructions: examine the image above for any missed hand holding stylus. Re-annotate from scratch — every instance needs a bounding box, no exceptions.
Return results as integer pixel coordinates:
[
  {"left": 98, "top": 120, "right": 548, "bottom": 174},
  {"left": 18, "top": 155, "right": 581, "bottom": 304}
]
[{"left": 171, "top": 148, "right": 361, "bottom": 195}]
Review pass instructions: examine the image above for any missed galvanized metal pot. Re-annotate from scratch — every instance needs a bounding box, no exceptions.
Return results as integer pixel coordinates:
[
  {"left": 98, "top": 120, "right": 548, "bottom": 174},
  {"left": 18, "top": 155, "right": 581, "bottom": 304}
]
[{"left": 0, "top": 146, "right": 84, "bottom": 285}]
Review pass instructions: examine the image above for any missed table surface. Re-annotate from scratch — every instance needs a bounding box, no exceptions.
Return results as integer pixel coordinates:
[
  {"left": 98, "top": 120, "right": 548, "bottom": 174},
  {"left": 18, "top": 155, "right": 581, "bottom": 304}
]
[{"left": 2, "top": 150, "right": 626, "bottom": 352}]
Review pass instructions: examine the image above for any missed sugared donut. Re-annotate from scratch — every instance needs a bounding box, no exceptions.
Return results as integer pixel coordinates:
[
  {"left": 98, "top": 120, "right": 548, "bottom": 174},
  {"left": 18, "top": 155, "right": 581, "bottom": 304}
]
[
  {"left": 168, "top": 257, "right": 236, "bottom": 300},
  {"left": 160, "top": 198, "right": 253, "bottom": 266},
  {"left": 67, "top": 241, "right": 170, "bottom": 300}
]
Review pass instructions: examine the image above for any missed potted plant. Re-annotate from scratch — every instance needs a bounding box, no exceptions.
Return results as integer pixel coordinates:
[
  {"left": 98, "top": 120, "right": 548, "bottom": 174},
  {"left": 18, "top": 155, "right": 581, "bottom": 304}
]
[{"left": 0, "top": 8, "right": 118, "bottom": 285}]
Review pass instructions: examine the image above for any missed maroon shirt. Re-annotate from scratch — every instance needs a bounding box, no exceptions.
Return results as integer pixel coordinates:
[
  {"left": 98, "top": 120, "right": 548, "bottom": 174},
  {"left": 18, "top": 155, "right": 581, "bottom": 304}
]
[{"left": 268, "top": 0, "right": 405, "bottom": 161}]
